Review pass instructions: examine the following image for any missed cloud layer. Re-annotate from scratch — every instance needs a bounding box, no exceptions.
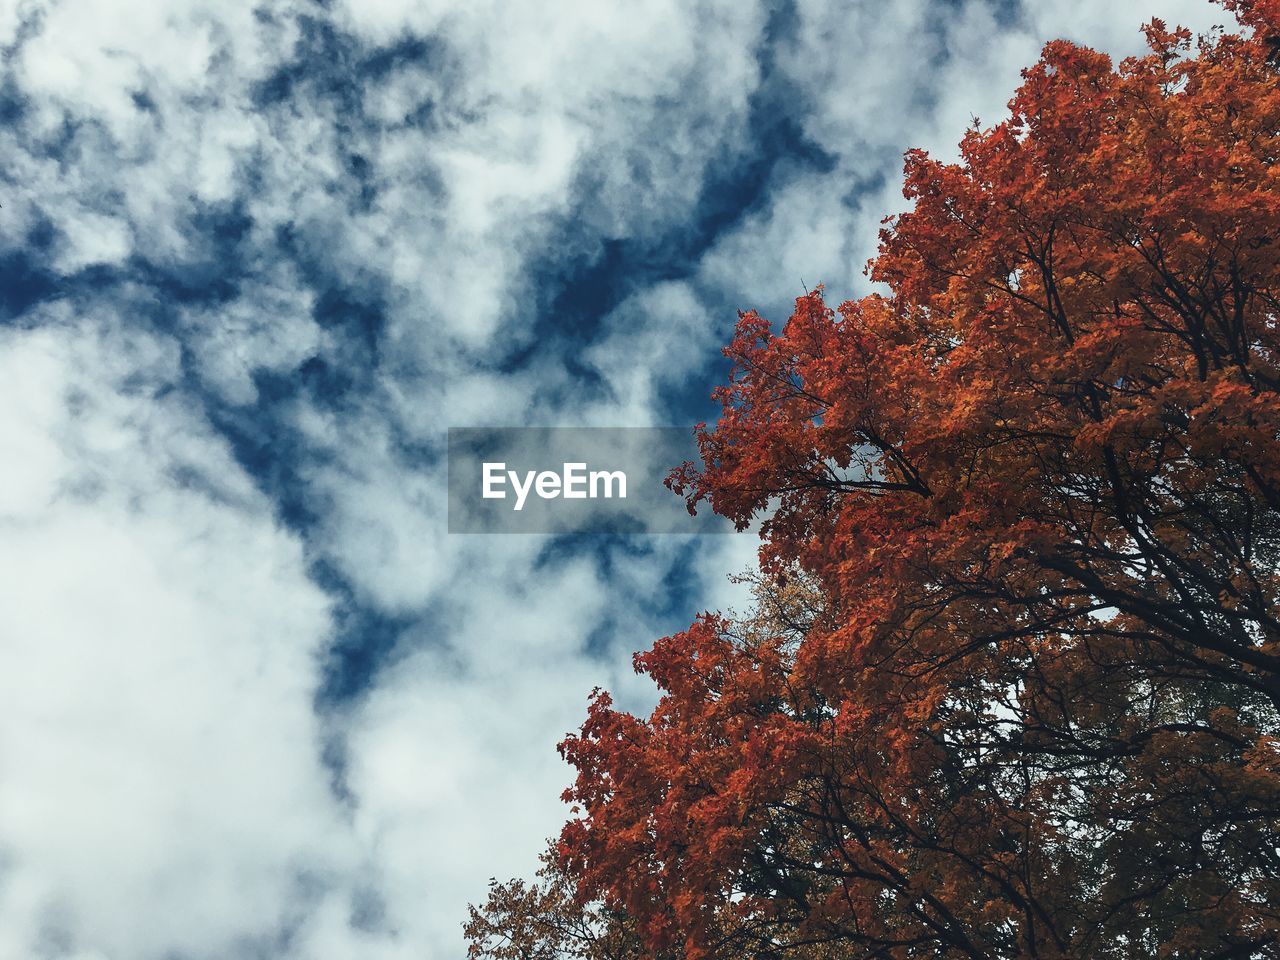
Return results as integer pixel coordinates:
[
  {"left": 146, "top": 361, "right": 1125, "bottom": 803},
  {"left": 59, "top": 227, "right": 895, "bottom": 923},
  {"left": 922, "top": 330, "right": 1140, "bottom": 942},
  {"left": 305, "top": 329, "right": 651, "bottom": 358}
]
[{"left": 0, "top": 0, "right": 1234, "bottom": 957}]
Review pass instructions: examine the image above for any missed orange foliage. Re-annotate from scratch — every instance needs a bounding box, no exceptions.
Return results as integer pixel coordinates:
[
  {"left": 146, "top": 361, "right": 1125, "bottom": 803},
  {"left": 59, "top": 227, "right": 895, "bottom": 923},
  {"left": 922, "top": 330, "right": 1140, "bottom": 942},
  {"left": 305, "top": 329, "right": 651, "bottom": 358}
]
[{"left": 557, "top": 5, "right": 1280, "bottom": 959}]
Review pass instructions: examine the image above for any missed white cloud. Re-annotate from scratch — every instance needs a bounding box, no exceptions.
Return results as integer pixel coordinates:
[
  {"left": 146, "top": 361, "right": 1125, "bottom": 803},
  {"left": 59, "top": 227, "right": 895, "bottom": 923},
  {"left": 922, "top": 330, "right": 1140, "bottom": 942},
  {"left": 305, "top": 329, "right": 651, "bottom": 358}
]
[
  {"left": 51, "top": 212, "right": 131, "bottom": 272},
  {"left": 0, "top": 318, "right": 354, "bottom": 960},
  {"left": 181, "top": 267, "right": 325, "bottom": 407},
  {"left": 581, "top": 280, "right": 719, "bottom": 423},
  {"left": 299, "top": 413, "right": 452, "bottom": 613}
]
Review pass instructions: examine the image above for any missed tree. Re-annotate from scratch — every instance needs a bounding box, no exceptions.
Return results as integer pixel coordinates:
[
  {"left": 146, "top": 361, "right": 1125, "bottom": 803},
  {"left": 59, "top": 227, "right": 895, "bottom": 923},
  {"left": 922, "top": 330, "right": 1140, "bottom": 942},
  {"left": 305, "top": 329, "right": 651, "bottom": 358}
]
[
  {"left": 465, "top": 842, "right": 655, "bottom": 960},
  {"left": 467, "top": 576, "right": 831, "bottom": 960},
  {"left": 482, "top": 4, "right": 1280, "bottom": 958}
]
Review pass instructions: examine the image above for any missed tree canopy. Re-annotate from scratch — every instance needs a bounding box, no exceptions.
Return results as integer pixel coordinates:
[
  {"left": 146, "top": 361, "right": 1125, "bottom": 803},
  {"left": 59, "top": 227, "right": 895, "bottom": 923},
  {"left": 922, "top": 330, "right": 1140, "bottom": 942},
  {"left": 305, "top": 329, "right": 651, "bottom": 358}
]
[{"left": 471, "top": 3, "right": 1280, "bottom": 957}]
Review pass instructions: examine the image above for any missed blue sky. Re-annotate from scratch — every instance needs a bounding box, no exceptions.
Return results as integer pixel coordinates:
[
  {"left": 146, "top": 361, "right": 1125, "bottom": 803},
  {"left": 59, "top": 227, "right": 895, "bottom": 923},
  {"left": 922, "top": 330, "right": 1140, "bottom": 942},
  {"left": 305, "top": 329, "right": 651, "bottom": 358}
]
[{"left": 0, "top": 1, "right": 1232, "bottom": 957}]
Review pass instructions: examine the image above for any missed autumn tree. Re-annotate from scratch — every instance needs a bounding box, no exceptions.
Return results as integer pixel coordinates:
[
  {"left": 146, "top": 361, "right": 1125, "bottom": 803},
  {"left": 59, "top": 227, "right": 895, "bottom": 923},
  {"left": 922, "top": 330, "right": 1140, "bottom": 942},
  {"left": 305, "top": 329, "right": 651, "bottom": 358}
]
[
  {"left": 467, "top": 574, "right": 829, "bottom": 960},
  {"left": 479, "top": 3, "right": 1280, "bottom": 958},
  {"left": 465, "top": 842, "right": 655, "bottom": 960}
]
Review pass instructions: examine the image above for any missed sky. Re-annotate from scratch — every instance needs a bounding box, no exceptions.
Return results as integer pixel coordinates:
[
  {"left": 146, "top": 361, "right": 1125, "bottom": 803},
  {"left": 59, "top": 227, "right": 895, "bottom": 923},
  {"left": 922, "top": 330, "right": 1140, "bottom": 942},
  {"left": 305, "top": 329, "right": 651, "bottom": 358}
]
[{"left": 0, "top": 1, "right": 1235, "bottom": 957}]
